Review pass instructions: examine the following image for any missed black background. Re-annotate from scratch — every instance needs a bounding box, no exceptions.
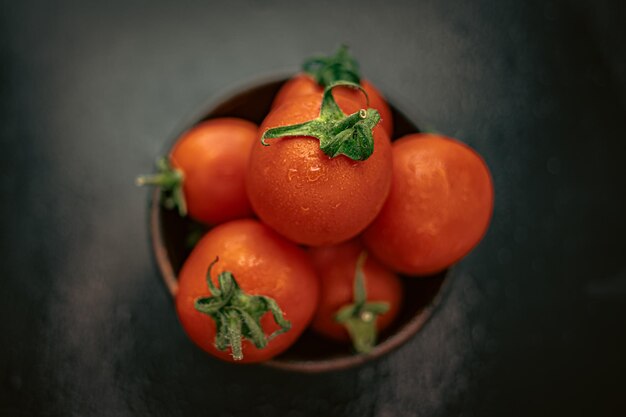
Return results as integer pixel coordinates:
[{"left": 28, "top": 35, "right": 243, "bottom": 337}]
[{"left": 1, "top": 0, "right": 625, "bottom": 416}]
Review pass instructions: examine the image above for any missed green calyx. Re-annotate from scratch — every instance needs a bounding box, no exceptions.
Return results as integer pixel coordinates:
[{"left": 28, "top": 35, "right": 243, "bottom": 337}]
[
  {"left": 136, "top": 157, "right": 187, "bottom": 217},
  {"left": 194, "top": 257, "right": 291, "bottom": 361},
  {"left": 335, "top": 252, "right": 390, "bottom": 354},
  {"left": 303, "top": 45, "right": 361, "bottom": 87},
  {"left": 261, "top": 81, "right": 380, "bottom": 161}
]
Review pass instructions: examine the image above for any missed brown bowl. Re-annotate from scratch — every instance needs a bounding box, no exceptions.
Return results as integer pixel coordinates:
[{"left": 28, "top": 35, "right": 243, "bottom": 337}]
[{"left": 150, "top": 75, "right": 451, "bottom": 372}]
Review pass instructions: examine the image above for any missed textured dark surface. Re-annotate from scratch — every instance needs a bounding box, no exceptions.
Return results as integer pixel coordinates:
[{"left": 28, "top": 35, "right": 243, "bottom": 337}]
[{"left": 1, "top": 0, "right": 625, "bottom": 416}]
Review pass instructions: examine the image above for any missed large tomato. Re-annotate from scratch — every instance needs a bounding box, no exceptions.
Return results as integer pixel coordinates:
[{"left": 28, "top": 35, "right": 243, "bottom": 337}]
[
  {"left": 363, "top": 133, "right": 494, "bottom": 275},
  {"left": 246, "top": 90, "right": 392, "bottom": 246},
  {"left": 308, "top": 240, "right": 402, "bottom": 351},
  {"left": 175, "top": 219, "right": 320, "bottom": 363},
  {"left": 138, "top": 118, "right": 257, "bottom": 225},
  {"left": 272, "top": 74, "right": 394, "bottom": 139}
]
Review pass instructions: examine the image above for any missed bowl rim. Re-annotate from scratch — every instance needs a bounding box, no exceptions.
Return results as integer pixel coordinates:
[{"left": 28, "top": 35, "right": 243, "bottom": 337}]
[{"left": 148, "top": 74, "right": 454, "bottom": 373}]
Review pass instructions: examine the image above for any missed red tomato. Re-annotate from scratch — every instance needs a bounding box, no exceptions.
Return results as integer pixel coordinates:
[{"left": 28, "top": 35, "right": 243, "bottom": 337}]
[
  {"left": 175, "top": 219, "right": 320, "bottom": 363},
  {"left": 138, "top": 118, "right": 257, "bottom": 225},
  {"left": 363, "top": 133, "right": 494, "bottom": 275},
  {"left": 273, "top": 74, "right": 394, "bottom": 139},
  {"left": 246, "top": 94, "right": 392, "bottom": 246},
  {"left": 308, "top": 240, "right": 402, "bottom": 345},
  {"left": 170, "top": 118, "right": 257, "bottom": 224}
]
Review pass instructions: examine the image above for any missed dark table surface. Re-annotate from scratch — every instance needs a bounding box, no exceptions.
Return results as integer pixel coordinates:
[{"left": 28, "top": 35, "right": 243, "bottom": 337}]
[{"left": 1, "top": 0, "right": 625, "bottom": 416}]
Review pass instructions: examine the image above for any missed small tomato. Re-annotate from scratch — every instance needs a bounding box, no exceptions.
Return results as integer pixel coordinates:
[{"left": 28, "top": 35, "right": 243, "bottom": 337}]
[
  {"left": 175, "top": 219, "right": 320, "bottom": 363},
  {"left": 246, "top": 83, "right": 392, "bottom": 246},
  {"left": 137, "top": 118, "right": 257, "bottom": 225},
  {"left": 309, "top": 240, "right": 402, "bottom": 353},
  {"left": 363, "top": 133, "right": 494, "bottom": 275}
]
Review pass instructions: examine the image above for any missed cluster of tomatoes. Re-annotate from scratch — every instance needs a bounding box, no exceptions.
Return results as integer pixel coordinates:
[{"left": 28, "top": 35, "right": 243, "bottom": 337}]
[{"left": 139, "top": 47, "right": 494, "bottom": 363}]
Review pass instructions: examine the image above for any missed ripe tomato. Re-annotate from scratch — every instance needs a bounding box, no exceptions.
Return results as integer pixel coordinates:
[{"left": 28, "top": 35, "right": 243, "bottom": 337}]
[
  {"left": 246, "top": 93, "right": 392, "bottom": 246},
  {"left": 308, "top": 240, "right": 402, "bottom": 351},
  {"left": 138, "top": 118, "right": 257, "bottom": 225},
  {"left": 175, "top": 219, "right": 320, "bottom": 363},
  {"left": 272, "top": 74, "right": 394, "bottom": 139},
  {"left": 363, "top": 133, "right": 494, "bottom": 275}
]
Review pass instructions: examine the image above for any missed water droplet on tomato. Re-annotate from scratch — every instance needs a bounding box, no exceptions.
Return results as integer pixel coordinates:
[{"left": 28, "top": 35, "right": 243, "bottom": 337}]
[{"left": 307, "top": 165, "right": 323, "bottom": 181}]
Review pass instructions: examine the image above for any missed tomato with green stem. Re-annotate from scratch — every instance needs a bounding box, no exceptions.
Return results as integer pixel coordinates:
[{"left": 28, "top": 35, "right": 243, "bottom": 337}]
[
  {"left": 363, "top": 133, "right": 494, "bottom": 275},
  {"left": 272, "top": 45, "right": 394, "bottom": 139},
  {"left": 308, "top": 240, "right": 402, "bottom": 353},
  {"left": 137, "top": 118, "right": 257, "bottom": 225},
  {"left": 175, "top": 219, "right": 319, "bottom": 363},
  {"left": 246, "top": 82, "right": 392, "bottom": 246}
]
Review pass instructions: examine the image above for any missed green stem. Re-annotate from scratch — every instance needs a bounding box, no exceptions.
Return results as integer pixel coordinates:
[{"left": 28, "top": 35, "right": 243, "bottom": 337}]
[
  {"left": 193, "top": 257, "right": 291, "bottom": 361},
  {"left": 353, "top": 251, "right": 368, "bottom": 308},
  {"left": 227, "top": 311, "right": 244, "bottom": 361},
  {"left": 331, "top": 109, "right": 367, "bottom": 134},
  {"left": 136, "top": 157, "right": 187, "bottom": 217},
  {"left": 261, "top": 81, "right": 380, "bottom": 161},
  {"left": 303, "top": 45, "right": 361, "bottom": 87},
  {"left": 335, "top": 251, "right": 390, "bottom": 354}
]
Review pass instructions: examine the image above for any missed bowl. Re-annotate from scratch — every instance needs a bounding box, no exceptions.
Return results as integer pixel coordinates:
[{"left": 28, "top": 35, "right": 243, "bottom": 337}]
[{"left": 150, "top": 75, "right": 451, "bottom": 372}]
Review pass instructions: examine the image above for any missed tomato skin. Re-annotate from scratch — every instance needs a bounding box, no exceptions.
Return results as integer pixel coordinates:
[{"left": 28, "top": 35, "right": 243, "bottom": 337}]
[
  {"left": 175, "top": 219, "right": 320, "bottom": 363},
  {"left": 272, "top": 74, "right": 394, "bottom": 139},
  {"left": 363, "top": 134, "right": 494, "bottom": 275},
  {"left": 308, "top": 240, "right": 402, "bottom": 342},
  {"left": 246, "top": 94, "right": 392, "bottom": 246},
  {"left": 169, "top": 118, "right": 257, "bottom": 225}
]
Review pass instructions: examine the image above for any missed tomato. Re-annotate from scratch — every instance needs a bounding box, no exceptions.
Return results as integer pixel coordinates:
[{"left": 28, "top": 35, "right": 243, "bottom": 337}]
[
  {"left": 272, "top": 74, "right": 394, "bottom": 139},
  {"left": 137, "top": 118, "right": 257, "bottom": 225},
  {"left": 363, "top": 133, "right": 494, "bottom": 275},
  {"left": 175, "top": 219, "right": 320, "bottom": 363},
  {"left": 246, "top": 91, "right": 392, "bottom": 246},
  {"left": 308, "top": 240, "right": 402, "bottom": 351}
]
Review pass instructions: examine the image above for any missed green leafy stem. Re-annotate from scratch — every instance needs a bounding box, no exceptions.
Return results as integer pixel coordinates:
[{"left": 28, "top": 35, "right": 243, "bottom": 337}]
[
  {"left": 261, "top": 81, "right": 380, "bottom": 161},
  {"left": 136, "top": 157, "right": 187, "bottom": 217},
  {"left": 335, "top": 252, "right": 390, "bottom": 354},
  {"left": 194, "top": 257, "right": 291, "bottom": 361},
  {"left": 303, "top": 44, "right": 361, "bottom": 87}
]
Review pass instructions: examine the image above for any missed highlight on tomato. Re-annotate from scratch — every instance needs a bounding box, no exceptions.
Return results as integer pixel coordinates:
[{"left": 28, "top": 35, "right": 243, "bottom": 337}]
[
  {"left": 246, "top": 82, "right": 392, "bottom": 246},
  {"left": 272, "top": 45, "right": 394, "bottom": 139},
  {"left": 175, "top": 219, "right": 320, "bottom": 363},
  {"left": 136, "top": 118, "right": 257, "bottom": 225},
  {"left": 308, "top": 240, "right": 402, "bottom": 353},
  {"left": 363, "top": 133, "right": 494, "bottom": 276}
]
